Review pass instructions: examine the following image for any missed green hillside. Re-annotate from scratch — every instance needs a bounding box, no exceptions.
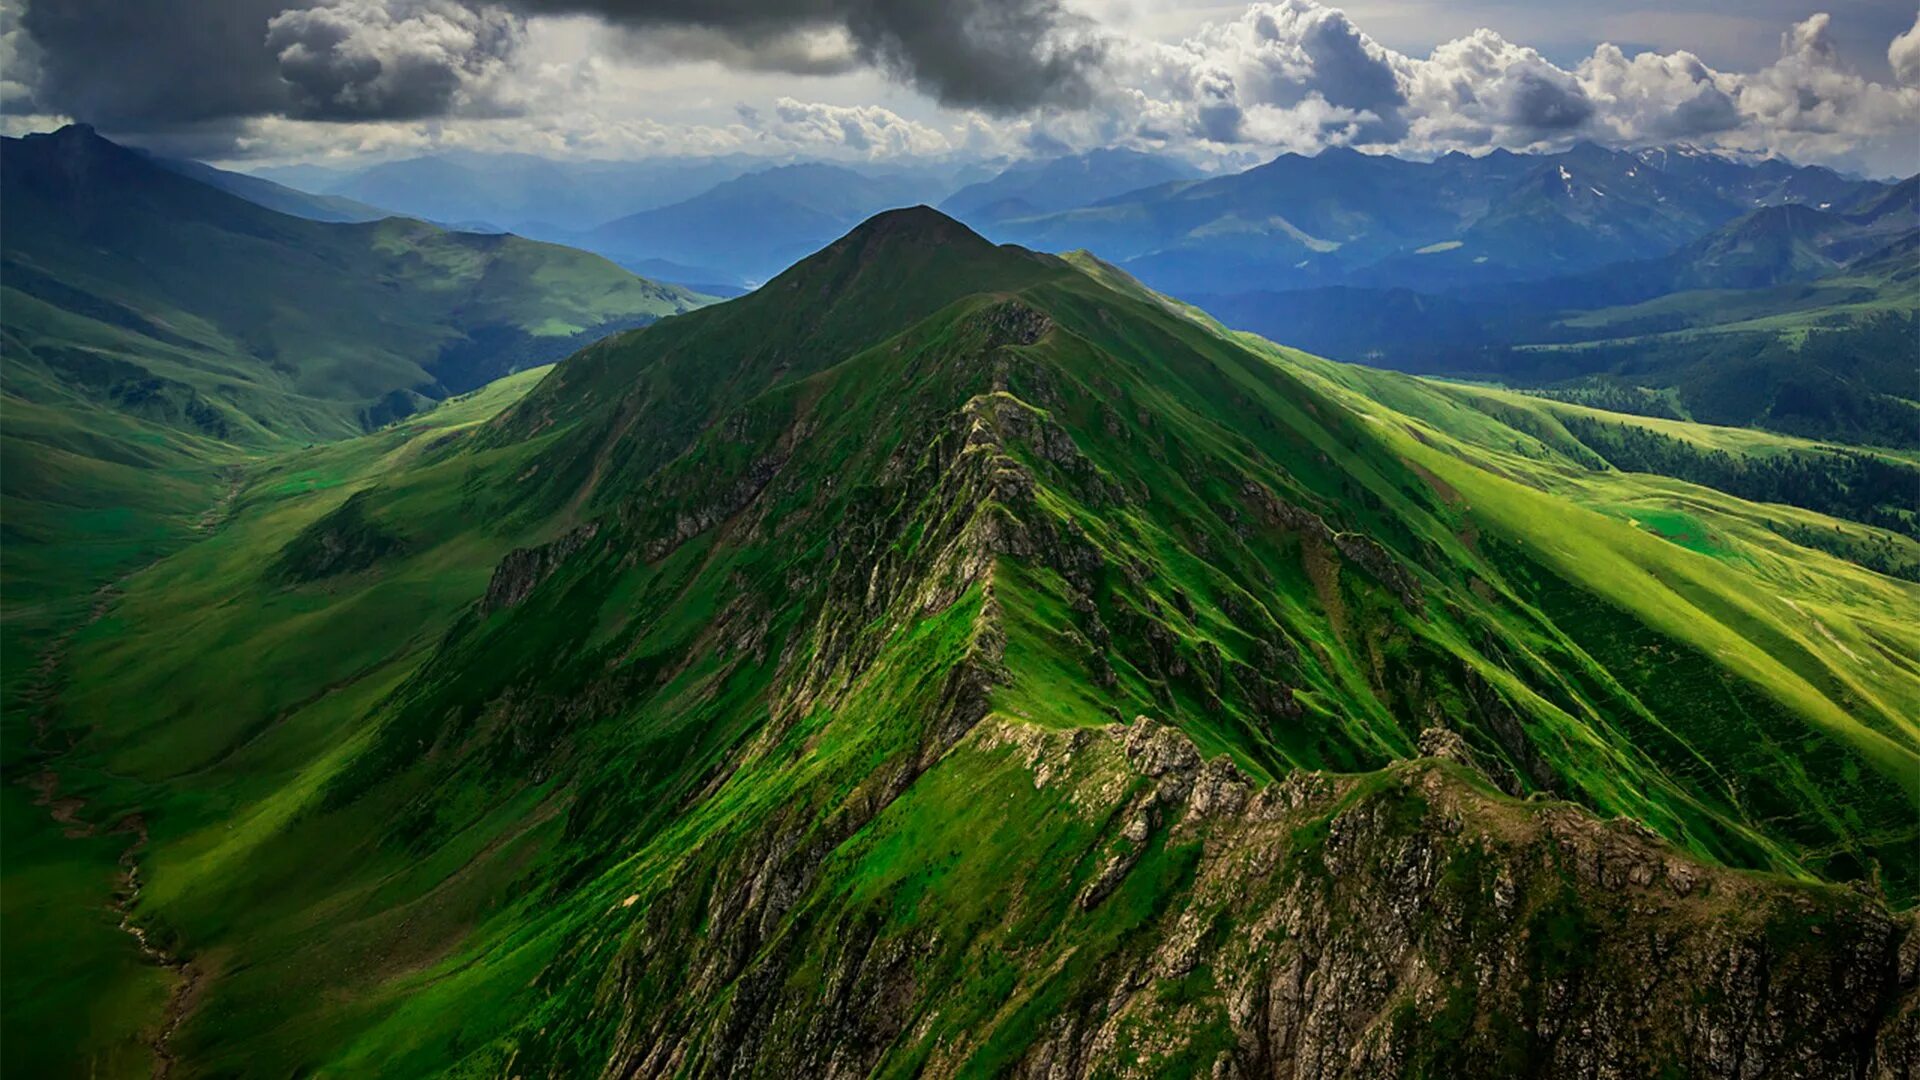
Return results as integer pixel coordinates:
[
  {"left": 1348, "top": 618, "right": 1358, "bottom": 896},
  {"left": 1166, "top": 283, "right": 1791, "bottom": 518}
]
[
  {"left": 9, "top": 209, "right": 1914, "bottom": 1077},
  {"left": 0, "top": 126, "right": 712, "bottom": 708},
  {"left": 2, "top": 126, "right": 708, "bottom": 444}
]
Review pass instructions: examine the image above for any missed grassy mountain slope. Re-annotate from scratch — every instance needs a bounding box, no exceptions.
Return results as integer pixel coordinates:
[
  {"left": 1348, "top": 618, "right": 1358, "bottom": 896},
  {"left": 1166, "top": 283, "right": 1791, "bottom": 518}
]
[
  {"left": 2, "top": 367, "right": 557, "bottom": 1079},
  {"left": 0, "top": 126, "right": 712, "bottom": 700},
  {"left": 12, "top": 211, "right": 1916, "bottom": 1077},
  {"left": 2, "top": 125, "right": 707, "bottom": 442}
]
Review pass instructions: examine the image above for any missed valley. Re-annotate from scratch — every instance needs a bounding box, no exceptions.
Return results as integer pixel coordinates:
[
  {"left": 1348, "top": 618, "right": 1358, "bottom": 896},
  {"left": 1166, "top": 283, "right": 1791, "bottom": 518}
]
[{"left": 5, "top": 195, "right": 1914, "bottom": 1075}]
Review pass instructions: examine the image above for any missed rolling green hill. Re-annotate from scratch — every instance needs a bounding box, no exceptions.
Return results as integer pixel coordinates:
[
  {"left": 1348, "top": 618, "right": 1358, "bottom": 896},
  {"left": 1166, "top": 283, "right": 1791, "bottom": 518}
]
[
  {"left": 0, "top": 125, "right": 711, "bottom": 724},
  {"left": 2, "top": 125, "right": 709, "bottom": 443},
  {"left": 9, "top": 209, "right": 1914, "bottom": 1077}
]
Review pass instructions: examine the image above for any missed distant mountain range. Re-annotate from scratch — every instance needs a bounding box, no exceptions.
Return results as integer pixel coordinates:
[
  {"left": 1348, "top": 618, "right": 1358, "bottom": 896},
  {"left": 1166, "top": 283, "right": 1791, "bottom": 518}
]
[
  {"left": 150, "top": 154, "right": 392, "bottom": 224},
  {"left": 1191, "top": 173, "right": 1918, "bottom": 445},
  {"left": 981, "top": 142, "right": 1896, "bottom": 297},
  {"left": 251, "top": 151, "right": 768, "bottom": 235},
  {"left": 131, "top": 132, "right": 1915, "bottom": 450},
  {"left": 938, "top": 147, "right": 1200, "bottom": 227},
  {"left": 581, "top": 162, "right": 954, "bottom": 286},
  {"left": 226, "top": 140, "right": 1901, "bottom": 307}
]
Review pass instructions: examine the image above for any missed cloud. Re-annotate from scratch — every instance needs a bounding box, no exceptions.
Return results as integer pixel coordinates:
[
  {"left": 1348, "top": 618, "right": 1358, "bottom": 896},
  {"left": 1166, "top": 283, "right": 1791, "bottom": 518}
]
[
  {"left": 758, "top": 97, "right": 951, "bottom": 156},
  {"left": 1178, "top": 1, "right": 1407, "bottom": 141},
  {"left": 8, "top": 0, "right": 1916, "bottom": 175},
  {"left": 17, "top": 0, "right": 292, "bottom": 127},
  {"left": 1102, "top": 2, "right": 1407, "bottom": 148},
  {"left": 266, "top": 0, "right": 526, "bottom": 120},
  {"left": 1723, "top": 13, "right": 1919, "bottom": 168},
  {"left": 512, "top": 0, "right": 1108, "bottom": 113},
  {"left": 1578, "top": 44, "right": 1740, "bottom": 141},
  {"left": 11, "top": 0, "right": 526, "bottom": 127},
  {"left": 1893, "top": 13, "right": 1920, "bottom": 88},
  {"left": 0, "top": 1, "right": 45, "bottom": 112},
  {"left": 1081, "top": 5, "right": 1916, "bottom": 171},
  {"left": 9, "top": 0, "right": 1105, "bottom": 129},
  {"left": 1403, "top": 30, "right": 1594, "bottom": 148},
  {"left": 604, "top": 23, "right": 859, "bottom": 77}
]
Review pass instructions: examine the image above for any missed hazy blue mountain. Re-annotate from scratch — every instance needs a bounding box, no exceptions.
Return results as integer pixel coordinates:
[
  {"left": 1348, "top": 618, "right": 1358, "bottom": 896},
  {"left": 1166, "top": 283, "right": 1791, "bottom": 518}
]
[
  {"left": 1188, "top": 184, "right": 1917, "bottom": 444},
  {"left": 582, "top": 162, "right": 950, "bottom": 285},
  {"left": 150, "top": 151, "right": 392, "bottom": 224},
  {"left": 987, "top": 142, "right": 1888, "bottom": 297},
  {"left": 255, "top": 151, "right": 768, "bottom": 235},
  {"left": 939, "top": 148, "right": 1200, "bottom": 226}
]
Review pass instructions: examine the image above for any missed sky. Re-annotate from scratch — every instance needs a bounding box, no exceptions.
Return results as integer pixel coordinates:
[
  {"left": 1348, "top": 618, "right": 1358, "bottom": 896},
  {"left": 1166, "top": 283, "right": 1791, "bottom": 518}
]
[{"left": 2, "top": 0, "right": 1916, "bottom": 176}]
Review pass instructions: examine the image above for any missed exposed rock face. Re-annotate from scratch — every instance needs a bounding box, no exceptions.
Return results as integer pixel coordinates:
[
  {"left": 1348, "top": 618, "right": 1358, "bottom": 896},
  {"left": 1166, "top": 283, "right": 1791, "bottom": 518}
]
[
  {"left": 970, "top": 298, "right": 1055, "bottom": 347},
  {"left": 594, "top": 714, "right": 1917, "bottom": 1080},
  {"left": 1008, "top": 718, "right": 1918, "bottom": 1080},
  {"left": 1239, "top": 479, "right": 1423, "bottom": 612},
  {"left": 480, "top": 522, "right": 599, "bottom": 613}
]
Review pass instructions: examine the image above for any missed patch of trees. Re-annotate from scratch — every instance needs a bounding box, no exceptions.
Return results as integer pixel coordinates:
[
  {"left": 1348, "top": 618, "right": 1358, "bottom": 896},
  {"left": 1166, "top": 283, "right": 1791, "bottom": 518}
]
[
  {"left": 1560, "top": 413, "right": 1919, "bottom": 543},
  {"left": 1523, "top": 314, "right": 1920, "bottom": 449}
]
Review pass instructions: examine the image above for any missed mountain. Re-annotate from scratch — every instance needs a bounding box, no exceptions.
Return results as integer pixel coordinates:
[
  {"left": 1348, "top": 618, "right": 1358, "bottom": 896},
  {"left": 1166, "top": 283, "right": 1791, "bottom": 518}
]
[
  {"left": 1193, "top": 181, "right": 1919, "bottom": 446},
  {"left": 940, "top": 148, "right": 1201, "bottom": 227},
  {"left": 2, "top": 125, "right": 707, "bottom": 443},
  {"left": 12, "top": 208, "right": 1915, "bottom": 1077},
  {"left": 0, "top": 124, "right": 709, "bottom": 702},
  {"left": 583, "top": 163, "right": 951, "bottom": 285},
  {"left": 986, "top": 142, "right": 1888, "bottom": 297},
  {"left": 255, "top": 151, "right": 766, "bottom": 235},
  {"left": 151, "top": 154, "right": 392, "bottom": 223}
]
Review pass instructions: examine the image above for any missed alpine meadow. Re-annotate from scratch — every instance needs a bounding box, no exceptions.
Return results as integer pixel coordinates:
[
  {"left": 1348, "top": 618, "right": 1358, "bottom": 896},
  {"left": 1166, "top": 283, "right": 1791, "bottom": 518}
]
[{"left": 1, "top": 1, "right": 1917, "bottom": 1077}]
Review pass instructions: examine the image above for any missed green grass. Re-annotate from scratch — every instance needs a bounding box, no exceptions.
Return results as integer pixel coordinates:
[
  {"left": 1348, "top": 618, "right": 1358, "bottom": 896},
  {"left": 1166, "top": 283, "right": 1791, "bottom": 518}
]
[
  {"left": 10, "top": 212, "right": 1915, "bottom": 1076},
  {"left": 0, "top": 785, "right": 172, "bottom": 1080}
]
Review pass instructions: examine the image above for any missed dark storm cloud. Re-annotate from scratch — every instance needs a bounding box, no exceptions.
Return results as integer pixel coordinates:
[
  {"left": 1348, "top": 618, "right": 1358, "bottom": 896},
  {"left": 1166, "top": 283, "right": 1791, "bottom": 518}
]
[
  {"left": 18, "top": 0, "right": 523, "bottom": 127},
  {"left": 506, "top": 0, "right": 1108, "bottom": 113},
  {"left": 266, "top": 0, "right": 524, "bottom": 121},
  {"left": 20, "top": 0, "right": 292, "bottom": 127},
  {"left": 1272, "top": 3, "right": 1407, "bottom": 139},
  {"left": 15, "top": 0, "right": 1103, "bottom": 130}
]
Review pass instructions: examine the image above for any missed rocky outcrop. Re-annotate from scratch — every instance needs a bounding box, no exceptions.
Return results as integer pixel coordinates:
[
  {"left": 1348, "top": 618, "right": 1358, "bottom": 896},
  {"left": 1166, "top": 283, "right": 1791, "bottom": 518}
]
[
  {"left": 479, "top": 522, "right": 599, "bottom": 613},
  {"left": 993, "top": 719, "right": 1916, "bottom": 1080},
  {"left": 1239, "top": 479, "right": 1424, "bottom": 612},
  {"left": 969, "top": 298, "right": 1054, "bottom": 347},
  {"left": 580, "top": 713, "right": 1915, "bottom": 1080}
]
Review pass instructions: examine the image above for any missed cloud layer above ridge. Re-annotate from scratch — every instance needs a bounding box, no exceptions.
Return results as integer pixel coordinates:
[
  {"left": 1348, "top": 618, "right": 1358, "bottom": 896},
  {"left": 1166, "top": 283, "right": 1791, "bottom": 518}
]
[{"left": 3, "top": 0, "right": 1914, "bottom": 174}]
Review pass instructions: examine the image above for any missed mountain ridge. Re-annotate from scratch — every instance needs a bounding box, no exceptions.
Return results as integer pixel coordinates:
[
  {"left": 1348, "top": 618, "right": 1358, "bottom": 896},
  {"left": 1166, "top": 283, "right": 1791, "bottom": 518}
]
[
  {"left": 2, "top": 124, "right": 707, "bottom": 441},
  {"left": 982, "top": 141, "right": 1892, "bottom": 297},
  {"left": 11, "top": 204, "right": 1912, "bottom": 1075}
]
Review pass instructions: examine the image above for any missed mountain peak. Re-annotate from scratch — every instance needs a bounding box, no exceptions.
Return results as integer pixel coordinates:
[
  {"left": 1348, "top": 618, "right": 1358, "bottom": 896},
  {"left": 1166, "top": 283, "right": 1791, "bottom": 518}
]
[
  {"left": 845, "top": 204, "right": 985, "bottom": 247},
  {"left": 16, "top": 122, "right": 116, "bottom": 156}
]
